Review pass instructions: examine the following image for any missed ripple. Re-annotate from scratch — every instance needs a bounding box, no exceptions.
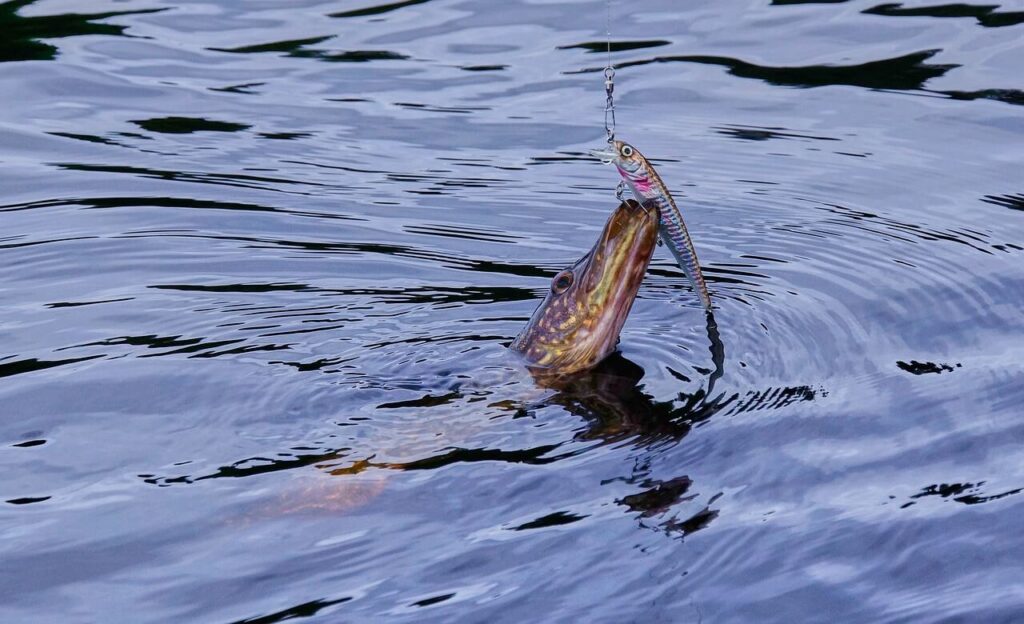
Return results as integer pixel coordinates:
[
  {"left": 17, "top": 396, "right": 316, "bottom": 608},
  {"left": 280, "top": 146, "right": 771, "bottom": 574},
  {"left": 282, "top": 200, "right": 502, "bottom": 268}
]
[
  {"left": 983, "top": 193, "right": 1024, "bottom": 212},
  {"left": 714, "top": 124, "right": 841, "bottom": 142},
  {"left": 904, "top": 481, "right": 1024, "bottom": 507},
  {"left": 863, "top": 3, "right": 1024, "bottom": 28},
  {"left": 897, "top": 360, "right": 961, "bottom": 375},
  {"left": 211, "top": 35, "right": 410, "bottom": 63},
  {"left": 0, "top": 355, "right": 102, "bottom": 380},
  {"left": 559, "top": 39, "right": 672, "bottom": 54},
  {"left": 330, "top": 0, "right": 433, "bottom": 20},
  {"left": 49, "top": 164, "right": 327, "bottom": 194},
  {"left": 5, "top": 496, "right": 51, "bottom": 505},
  {"left": 227, "top": 596, "right": 353, "bottom": 624},
  {"left": 131, "top": 116, "right": 251, "bottom": 134},
  {"left": 0, "top": 3, "right": 163, "bottom": 63},
  {"left": 44, "top": 297, "right": 134, "bottom": 308},
  {"left": 572, "top": 49, "right": 958, "bottom": 91}
]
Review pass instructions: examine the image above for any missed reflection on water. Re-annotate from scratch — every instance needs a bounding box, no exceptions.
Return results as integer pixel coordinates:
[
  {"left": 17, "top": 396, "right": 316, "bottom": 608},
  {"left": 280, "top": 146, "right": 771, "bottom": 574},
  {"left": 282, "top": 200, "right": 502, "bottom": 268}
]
[
  {"left": 2, "top": 0, "right": 1023, "bottom": 621},
  {"left": 0, "top": 0, "right": 162, "bottom": 62}
]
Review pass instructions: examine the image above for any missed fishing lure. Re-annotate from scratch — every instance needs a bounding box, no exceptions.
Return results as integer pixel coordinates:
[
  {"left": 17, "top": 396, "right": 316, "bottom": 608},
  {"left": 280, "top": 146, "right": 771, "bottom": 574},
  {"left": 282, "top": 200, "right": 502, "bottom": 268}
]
[{"left": 592, "top": 140, "right": 713, "bottom": 311}]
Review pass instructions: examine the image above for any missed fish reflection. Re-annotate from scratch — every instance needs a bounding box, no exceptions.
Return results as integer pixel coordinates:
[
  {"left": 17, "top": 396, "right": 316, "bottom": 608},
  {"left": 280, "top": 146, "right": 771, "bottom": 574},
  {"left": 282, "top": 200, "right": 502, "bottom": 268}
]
[{"left": 151, "top": 346, "right": 819, "bottom": 540}]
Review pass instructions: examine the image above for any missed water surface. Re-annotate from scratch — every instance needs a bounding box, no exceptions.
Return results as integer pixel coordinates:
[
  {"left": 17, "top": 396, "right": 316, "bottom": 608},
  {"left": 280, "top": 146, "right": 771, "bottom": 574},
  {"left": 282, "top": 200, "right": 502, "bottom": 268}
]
[{"left": 2, "top": 0, "right": 1023, "bottom": 622}]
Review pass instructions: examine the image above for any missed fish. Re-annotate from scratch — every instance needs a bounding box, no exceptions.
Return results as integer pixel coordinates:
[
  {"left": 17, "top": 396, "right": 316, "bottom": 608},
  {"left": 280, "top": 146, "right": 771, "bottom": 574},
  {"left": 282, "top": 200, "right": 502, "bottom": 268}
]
[
  {"left": 590, "top": 140, "right": 713, "bottom": 312},
  {"left": 511, "top": 199, "right": 659, "bottom": 375}
]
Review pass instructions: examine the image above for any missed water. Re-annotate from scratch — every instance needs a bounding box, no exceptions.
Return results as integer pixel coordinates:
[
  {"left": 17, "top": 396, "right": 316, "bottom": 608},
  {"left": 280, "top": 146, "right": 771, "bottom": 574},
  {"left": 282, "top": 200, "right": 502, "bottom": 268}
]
[{"left": 2, "top": 0, "right": 1023, "bottom": 621}]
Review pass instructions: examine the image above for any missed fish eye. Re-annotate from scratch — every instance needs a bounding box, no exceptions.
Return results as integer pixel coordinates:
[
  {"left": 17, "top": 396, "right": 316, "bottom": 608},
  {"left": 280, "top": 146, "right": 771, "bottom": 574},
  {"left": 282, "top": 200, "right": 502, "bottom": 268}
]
[
  {"left": 620, "top": 144, "right": 634, "bottom": 157},
  {"left": 551, "top": 270, "right": 574, "bottom": 294}
]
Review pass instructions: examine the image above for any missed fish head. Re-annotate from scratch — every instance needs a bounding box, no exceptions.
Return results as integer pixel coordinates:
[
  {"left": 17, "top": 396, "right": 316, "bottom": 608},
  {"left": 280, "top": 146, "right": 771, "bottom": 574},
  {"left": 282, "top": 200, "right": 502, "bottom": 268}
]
[
  {"left": 511, "top": 199, "right": 658, "bottom": 375},
  {"left": 590, "top": 140, "right": 654, "bottom": 201}
]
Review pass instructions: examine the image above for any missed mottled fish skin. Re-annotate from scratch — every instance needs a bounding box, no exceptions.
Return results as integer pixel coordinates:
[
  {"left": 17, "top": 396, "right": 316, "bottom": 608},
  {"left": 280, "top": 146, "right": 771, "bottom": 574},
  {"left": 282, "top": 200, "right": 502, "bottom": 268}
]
[
  {"left": 592, "top": 140, "right": 713, "bottom": 312},
  {"left": 511, "top": 199, "right": 658, "bottom": 375}
]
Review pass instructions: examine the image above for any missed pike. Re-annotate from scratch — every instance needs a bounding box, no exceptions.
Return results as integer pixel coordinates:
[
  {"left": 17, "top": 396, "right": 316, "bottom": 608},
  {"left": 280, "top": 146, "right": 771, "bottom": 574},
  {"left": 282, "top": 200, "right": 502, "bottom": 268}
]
[
  {"left": 591, "top": 140, "right": 713, "bottom": 312},
  {"left": 511, "top": 199, "right": 658, "bottom": 375}
]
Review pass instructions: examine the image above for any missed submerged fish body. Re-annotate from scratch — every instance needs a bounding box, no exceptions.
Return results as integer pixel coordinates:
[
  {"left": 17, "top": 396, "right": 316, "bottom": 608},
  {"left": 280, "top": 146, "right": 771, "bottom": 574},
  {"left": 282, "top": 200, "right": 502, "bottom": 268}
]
[
  {"left": 591, "top": 140, "right": 713, "bottom": 311},
  {"left": 511, "top": 199, "right": 659, "bottom": 375}
]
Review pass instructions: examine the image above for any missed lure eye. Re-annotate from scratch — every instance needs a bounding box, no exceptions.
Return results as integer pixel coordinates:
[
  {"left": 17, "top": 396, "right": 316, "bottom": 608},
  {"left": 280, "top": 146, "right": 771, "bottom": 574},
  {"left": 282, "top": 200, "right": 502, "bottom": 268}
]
[
  {"left": 551, "top": 270, "right": 574, "bottom": 294},
  {"left": 620, "top": 144, "right": 634, "bottom": 158}
]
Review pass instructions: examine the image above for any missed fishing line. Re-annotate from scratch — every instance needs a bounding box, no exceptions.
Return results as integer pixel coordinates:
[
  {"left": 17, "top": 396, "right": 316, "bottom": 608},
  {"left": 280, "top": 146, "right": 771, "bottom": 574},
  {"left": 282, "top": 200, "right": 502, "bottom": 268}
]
[
  {"left": 604, "top": 0, "right": 627, "bottom": 200},
  {"left": 603, "top": 0, "right": 615, "bottom": 144}
]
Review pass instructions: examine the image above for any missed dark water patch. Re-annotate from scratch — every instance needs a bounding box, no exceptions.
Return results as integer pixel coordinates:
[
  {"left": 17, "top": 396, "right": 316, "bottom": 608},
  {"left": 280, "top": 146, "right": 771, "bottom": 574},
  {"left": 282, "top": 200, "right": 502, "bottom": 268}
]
[
  {"left": 45, "top": 297, "right": 133, "bottom": 308},
  {"left": 726, "top": 385, "right": 821, "bottom": 413},
  {"left": 0, "top": 234, "right": 97, "bottom": 250},
  {"left": 510, "top": 511, "right": 588, "bottom": 531},
  {"left": 863, "top": 3, "right": 1024, "bottom": 28},
  {"left": 212, "top": 35, "right": 333, "bottom": 55},
  {"left": 377, "top": 391, "right": 462, "bottom": 409},
  {"left": 212, "top": 35, "right": 408, "bottom": 63},
  {"left": 954, "top": 487, "right": 1024, "bottom": 505},
  {"left": 897, "top": 360, "right": 961, "bottom": 375},
  {"left": 0, "top": 2, "right": 162, "bottom": 63},
  {"left": 982, "top": 193, "right": 1024, "bottom": 211},
  {"left": 715, "top": 125, "right": 840, "bottom": 142},
  {"left": 330, "top": 0, "right": 432, "bottom": 19},
  {"left": 394, "top": 102, "right": 489, "bottom": 114},
  {"left": 410, "top": 593, "right": 455, "bottom": 608},
  {"left": 364, "top": 333, "right": 507, "bottom": 350},
  {"left": 459, "top": 64, "right": 507, "bottom": 72},
  {"left": 906, "top": 482, "right": 1024, "bottom": 506},
  {"left": 128, "top": 337, "right": 244, "bottom": 358},
  {"left": 1, "top": 196, "right": 366, "bottom": 226},
  {"left": 143, "top": 443, "right": 576, "bottom": 486},
  {"left": 64, "top": 333, "right": 286, "bottom": 360},
  {"left": 572, "top": 50, "right": 958, "bottom": 92},
  {"left": 229, "top": 597, "right": 353, "bottom": 624},
  {"left": 270, "top": 357, "right": 353, "bottom": 372},
  {"left": 189, "top": 342, "right": 291, "bottom": 359},
  {"left": 257, "top": 132, "right": 312, "bottom": 140},
  {"left": 528, "top": 152, "right": 595, "bottom": 165},
  {"left": 403, "top": 223, "right": 522, "bottom": 244},
  {"left": 47, "top": 131, "right": 120, "bottom": 146},
  {"left": 661, "top": 505, "right": 720, "bottom": 537},
  {"left": 0, "top": 355, "right": 102, "bottom": 379},
  {"left": 618, "top": 476, "right": 694, "bottom": 517},
  {"left": 383, "top": 444, "right": 577, "bottom": 471},
  {"left": 142, "top": 447, "right": 352, "bottom": 486},
  {"left": 5, "top": 496, "right": 51, "bottom": 505},
  {"left": 148, "top": 234, "right": 551, "bottom": 280},
  {"left": 12, "top": 439, "right": 47, "bottom": 448},
  {"left": 286, "top": 49, "right": 409, "bottom": 63},
  {"left": 209, "top": 82, "right": 265, "bottom": 94},
  {"left": 937, "top": 88, "right": 1024, "bottom": 106},
  {"left": 559, "top": 39, "right": 672, "bottom": 54},
  {"left": 51, "top": 164, "right": 323, "bottom": 194},
  {"left": 131, "top": 117, "right": 251, "bottom": 134},
  {"left": 152, "top": 282, "right": 310, "bottom": 294},
  {"left": 154, "top": 283, "right": 536, "bottom": 307}
]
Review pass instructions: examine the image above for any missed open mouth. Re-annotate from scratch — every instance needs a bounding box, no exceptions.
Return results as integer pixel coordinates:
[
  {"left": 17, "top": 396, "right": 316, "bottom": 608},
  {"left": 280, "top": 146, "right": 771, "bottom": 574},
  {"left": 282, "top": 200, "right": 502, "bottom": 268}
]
[{"left": 588, "top": 146, "right": 618, "bottom": 164}]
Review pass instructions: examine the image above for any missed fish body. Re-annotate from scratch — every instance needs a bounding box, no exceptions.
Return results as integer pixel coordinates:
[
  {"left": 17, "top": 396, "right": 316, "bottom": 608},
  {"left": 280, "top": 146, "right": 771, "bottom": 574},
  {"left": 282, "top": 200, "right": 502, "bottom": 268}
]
[
  {"left": 511, "top": 199, "right": 658, "bottom": 375},
  {"left": 591, "top": 141, "right": 712, "bottom": 311}
]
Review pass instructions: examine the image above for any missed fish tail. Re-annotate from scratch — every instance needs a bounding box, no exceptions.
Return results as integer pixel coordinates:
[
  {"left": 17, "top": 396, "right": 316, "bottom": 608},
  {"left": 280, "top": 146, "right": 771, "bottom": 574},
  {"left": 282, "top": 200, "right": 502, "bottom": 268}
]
[{"left": 659, "top": 216, "right": 713, "bottom": 311}]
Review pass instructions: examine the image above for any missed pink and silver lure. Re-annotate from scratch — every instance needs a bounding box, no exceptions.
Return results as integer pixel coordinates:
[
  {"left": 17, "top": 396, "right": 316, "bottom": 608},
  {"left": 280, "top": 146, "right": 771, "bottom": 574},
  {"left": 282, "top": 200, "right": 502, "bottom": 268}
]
[{"left": 591, "top": 140, "right": 712, "bottom": 311}]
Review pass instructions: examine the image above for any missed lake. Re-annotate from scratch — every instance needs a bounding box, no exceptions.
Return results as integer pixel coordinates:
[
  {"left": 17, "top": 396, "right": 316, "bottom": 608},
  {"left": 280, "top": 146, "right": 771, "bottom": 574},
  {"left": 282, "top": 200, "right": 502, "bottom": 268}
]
[{"left": 2, "top": 0, "right": 1023, "bottom": 622}]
